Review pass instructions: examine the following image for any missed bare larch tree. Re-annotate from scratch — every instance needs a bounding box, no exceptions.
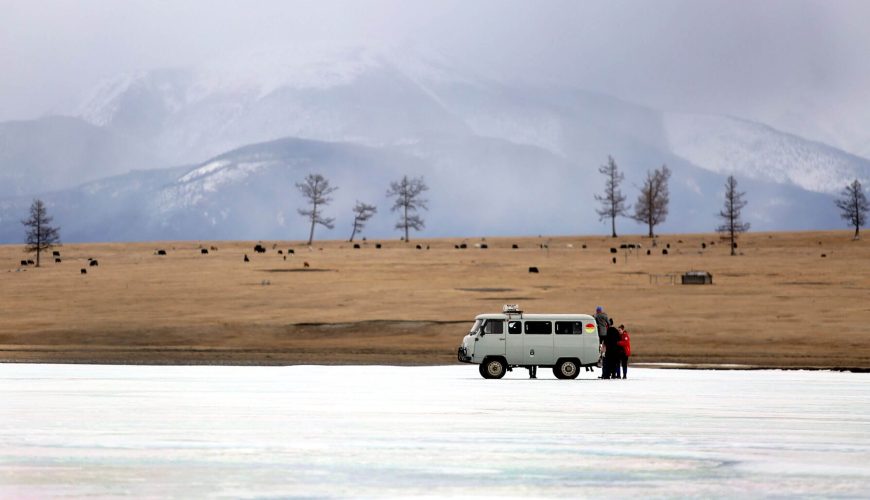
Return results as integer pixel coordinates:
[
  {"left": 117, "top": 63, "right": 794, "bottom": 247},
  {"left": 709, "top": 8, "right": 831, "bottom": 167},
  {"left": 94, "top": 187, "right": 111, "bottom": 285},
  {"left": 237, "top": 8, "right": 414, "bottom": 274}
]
[
  {"left": 349, "top": 201, "right": 377, "bottom": 242},
  {"left": 296, "top": 173, "right": 337, "bottom": 245},
  {"left": 594, "top": 155, "right": 630, "bottom": 238},
  {"left": 632, "top": 164, "right": 671, "bottom": 238},
  {"left": 22, "top": 198, "right": 61, "bottom": 267},
  {"left": 835, "top": 179, "right": 868, "bottom": 239},
  {"left": 387, "top": 175, "right": 428, "bottom": 242},
  {"left": 716, "top": 175, "right": 750, "bottom": 255}
]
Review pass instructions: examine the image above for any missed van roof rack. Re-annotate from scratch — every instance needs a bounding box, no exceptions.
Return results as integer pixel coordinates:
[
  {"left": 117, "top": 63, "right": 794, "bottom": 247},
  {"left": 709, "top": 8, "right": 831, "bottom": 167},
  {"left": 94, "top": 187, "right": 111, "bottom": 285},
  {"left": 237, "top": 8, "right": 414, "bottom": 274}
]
[{"left": 503, "top": 304, "right": 523, "bottom": 314}]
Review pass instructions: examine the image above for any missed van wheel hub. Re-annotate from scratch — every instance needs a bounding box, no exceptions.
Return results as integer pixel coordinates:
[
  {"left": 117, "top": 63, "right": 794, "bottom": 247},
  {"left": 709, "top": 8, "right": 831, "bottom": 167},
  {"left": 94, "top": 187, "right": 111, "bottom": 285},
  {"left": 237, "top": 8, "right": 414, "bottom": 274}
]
[
  {"left": 482, "top": 359, "right": 506, "bottom": 379},
  {"left": 554, "top": 360, "right": 579, "bottom": 379}
]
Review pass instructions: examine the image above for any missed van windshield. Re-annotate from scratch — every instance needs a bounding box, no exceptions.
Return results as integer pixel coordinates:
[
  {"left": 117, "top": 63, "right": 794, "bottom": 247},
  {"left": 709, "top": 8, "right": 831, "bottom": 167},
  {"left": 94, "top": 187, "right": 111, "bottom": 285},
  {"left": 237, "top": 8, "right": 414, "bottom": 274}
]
[{"left": 469, "top": 320, "right": 482, "bottom": 334}]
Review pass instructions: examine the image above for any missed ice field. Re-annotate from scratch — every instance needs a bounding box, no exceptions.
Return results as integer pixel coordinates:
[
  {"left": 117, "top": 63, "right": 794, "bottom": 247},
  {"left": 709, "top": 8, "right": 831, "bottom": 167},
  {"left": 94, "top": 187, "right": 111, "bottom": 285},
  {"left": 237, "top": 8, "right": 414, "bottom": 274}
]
[{"left": 2, "top": 364, "right": 869, "bottom": 497}]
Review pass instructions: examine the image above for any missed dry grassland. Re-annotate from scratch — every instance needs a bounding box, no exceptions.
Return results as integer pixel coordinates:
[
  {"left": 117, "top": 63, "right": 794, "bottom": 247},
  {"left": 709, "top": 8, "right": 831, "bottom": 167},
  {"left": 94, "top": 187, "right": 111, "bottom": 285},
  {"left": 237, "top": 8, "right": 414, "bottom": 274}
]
[{"left": 1, "top": 231, "right": 868, "bottom": 368}]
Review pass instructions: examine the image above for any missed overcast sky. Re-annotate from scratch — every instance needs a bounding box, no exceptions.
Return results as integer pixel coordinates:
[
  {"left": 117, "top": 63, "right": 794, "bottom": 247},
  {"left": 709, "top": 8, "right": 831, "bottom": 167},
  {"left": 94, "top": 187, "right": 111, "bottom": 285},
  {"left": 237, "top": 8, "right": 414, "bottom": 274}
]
[{"left": 2, "top": 0, "right": 868, "bottom": 150}]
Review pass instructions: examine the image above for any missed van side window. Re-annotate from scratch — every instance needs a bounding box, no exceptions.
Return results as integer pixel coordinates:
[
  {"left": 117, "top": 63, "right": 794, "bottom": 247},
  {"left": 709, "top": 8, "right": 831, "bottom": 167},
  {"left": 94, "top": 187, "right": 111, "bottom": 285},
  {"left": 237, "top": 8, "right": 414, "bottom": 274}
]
[
  {"left": 555, "top": 321, "right": 583, "bottom": 335},
  {"left": 525, "top": 321, "right": 552, "bottom": 335},
  {"left": 483, "top": 320, "right": 504, "bottom": 335},
  {"left": 508, "top": 321, "right": 522, "bottom": 334}
]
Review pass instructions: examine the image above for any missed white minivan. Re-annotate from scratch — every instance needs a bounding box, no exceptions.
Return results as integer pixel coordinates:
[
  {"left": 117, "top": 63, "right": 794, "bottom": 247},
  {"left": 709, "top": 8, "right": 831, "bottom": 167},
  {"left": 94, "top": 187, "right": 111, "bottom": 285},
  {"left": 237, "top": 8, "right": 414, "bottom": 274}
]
[{"left": 457, "top": 305, "right": 600, "bottom": 379}]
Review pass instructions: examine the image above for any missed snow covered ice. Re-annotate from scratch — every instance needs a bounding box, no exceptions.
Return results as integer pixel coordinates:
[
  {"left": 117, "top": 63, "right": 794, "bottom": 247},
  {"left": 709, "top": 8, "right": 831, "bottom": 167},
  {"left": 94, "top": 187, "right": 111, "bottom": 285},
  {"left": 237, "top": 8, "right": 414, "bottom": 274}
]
[{"left": 2, "top": 364, "right": 869, "bottom": 497}]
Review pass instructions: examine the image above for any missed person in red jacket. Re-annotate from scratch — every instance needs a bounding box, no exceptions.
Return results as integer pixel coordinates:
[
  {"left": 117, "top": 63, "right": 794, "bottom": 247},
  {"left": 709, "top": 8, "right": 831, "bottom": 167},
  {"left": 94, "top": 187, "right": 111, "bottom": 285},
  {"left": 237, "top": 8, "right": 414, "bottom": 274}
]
[{"left": 617, "top": 324, "right": 631, "bottom": 379}]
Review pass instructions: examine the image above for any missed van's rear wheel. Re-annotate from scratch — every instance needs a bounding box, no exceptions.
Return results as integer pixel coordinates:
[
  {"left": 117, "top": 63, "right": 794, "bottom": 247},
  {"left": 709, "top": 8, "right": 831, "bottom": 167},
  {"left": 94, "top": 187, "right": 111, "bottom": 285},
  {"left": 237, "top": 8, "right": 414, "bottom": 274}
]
[
  {"left": 554, "top": 359, "right": 579, "bottom": 379},
  {"left": 481, "top": 358, "right": 506, "bottom": 379}
]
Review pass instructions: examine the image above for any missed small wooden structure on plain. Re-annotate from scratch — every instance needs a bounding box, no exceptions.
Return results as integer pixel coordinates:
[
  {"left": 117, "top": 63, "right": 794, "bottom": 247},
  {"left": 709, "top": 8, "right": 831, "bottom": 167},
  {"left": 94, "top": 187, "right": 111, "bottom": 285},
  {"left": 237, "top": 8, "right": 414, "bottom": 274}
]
[
  {"left": 649, "top": 273, "right": 677, "bottom": 285},
  {"left": 681, "top": 271, "right": 713, "bottom": 285}
]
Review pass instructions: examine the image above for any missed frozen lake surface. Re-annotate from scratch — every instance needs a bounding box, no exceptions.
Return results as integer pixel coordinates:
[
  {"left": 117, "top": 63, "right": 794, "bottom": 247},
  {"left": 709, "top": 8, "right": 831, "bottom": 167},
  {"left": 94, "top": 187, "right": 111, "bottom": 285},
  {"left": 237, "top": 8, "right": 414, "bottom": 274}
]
[{"left": 2, "top": 364, "right": 869, "bottom": 497}]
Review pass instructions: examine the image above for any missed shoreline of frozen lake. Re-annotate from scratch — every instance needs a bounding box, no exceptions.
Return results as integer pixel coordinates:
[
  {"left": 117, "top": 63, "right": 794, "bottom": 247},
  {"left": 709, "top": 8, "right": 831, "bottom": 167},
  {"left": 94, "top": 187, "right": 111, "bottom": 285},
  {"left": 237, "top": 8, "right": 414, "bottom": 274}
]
[{"left": 2, "top": 365, "right": 869, "bottom": 497}]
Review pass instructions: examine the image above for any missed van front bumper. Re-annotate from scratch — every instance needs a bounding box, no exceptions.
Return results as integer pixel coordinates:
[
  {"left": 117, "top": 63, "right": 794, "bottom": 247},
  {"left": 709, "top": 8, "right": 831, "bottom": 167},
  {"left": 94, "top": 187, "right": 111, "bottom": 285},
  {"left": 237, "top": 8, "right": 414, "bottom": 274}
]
[{"left": 457, "top": 346, "right": 472, "bottom": 363}]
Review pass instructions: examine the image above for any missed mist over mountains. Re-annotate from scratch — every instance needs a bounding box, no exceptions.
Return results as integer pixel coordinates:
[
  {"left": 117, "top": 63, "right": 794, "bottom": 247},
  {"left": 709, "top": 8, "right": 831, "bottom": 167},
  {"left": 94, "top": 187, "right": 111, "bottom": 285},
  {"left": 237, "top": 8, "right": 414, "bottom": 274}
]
[{"left": 0, "top": 45, "right": 867, "bottom": 243}]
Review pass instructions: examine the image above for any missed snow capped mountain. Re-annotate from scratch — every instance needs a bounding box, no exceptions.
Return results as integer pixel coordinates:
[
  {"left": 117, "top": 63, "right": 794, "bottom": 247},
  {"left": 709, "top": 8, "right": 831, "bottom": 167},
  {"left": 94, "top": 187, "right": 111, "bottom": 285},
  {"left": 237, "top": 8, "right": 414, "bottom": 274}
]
[
  {"left": 73, "top": 43, "right": 870, "bottom": 191},
  {"left": 0, "top": 131, "right": 845, "bottom": 243},
  {"left": 75, "top": 44, "right": 477, "bottom": 165},
  {"left": 0, "top": 43, "right": 865, "bottom": 241},
  {"left": 664, "top": 113, "right": 870, "bottom": 195}
]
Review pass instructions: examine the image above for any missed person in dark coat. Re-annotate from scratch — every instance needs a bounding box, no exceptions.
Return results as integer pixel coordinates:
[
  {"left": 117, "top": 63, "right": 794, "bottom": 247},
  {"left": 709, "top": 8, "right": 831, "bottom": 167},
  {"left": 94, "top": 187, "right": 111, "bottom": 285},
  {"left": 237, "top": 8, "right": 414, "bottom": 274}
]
[
  {"left": 602, "top": 320, "right": 623, "bottom": 379},
  {"left": 594, "top": 306, "right": 609, "bottom": 344},
  {"left": 594, "top": 306, "right": 609, "bottom": 371}
]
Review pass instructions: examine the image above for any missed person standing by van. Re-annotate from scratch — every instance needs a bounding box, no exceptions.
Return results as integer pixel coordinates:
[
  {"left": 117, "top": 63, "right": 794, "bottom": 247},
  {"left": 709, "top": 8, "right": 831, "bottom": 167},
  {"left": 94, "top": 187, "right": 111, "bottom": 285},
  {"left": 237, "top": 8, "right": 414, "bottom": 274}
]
[
  {"left": 594, "top": 306, "right": 609, "bottom": 343},
  {"left": 603, "top": 319, "right": 622, "bottom": 379},
  {"left": 617, "top": 325, "right": 631, "bottom": 379},
  {"left": 595, "top": 307, "right": 609, "bottom": 372}
]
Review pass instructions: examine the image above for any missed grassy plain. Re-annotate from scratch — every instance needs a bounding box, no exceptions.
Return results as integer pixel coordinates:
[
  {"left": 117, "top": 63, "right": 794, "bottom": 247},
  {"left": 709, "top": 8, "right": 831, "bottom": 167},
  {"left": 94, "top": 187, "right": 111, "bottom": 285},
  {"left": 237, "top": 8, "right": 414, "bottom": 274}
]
[{"left": 1, "top": 231, "right": 868, "bottom": 368}]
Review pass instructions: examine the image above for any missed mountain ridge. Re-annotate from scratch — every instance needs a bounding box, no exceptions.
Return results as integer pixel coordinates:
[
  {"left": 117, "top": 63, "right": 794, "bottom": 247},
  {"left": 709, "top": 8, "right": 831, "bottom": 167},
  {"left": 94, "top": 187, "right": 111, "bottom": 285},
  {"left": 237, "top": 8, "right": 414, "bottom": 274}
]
[{"left": 1, "top": 44, "right": 866, "bottom": 241}]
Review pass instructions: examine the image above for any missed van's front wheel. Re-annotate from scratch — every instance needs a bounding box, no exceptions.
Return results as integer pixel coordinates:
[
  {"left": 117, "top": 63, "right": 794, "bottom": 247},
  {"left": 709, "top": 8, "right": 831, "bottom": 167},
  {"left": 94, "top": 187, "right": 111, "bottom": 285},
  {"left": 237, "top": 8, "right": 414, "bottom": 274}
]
[
  {"left": 481, "top": 358, "right": 507, "bottom": 379},
  {"left": 554, "top": 359, "right": 579, "bottom": 379}
]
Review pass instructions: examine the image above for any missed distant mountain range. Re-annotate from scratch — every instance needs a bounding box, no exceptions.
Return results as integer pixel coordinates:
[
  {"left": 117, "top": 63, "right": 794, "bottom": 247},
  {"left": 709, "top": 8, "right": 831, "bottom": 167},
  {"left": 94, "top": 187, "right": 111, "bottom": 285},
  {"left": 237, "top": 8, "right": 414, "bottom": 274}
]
[{"left": 0, "top": 44, "right": 867, "bottom": 242}]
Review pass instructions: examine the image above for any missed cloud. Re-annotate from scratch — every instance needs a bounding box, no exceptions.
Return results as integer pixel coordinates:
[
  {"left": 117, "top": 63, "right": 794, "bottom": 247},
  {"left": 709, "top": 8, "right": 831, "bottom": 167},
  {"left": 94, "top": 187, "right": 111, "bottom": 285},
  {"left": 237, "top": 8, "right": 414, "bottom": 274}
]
[{"left": 1, "top": 0, "right": 868, "bottom": 154}]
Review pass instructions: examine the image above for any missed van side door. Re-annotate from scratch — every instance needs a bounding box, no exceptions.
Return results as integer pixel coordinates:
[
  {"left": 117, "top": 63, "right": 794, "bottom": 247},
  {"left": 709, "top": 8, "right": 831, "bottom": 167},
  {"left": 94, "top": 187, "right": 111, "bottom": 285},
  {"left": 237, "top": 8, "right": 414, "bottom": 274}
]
[
  {"left": 523, "top": 321, "right": 555, "bottom": 366},
  {"left": 505, "top": 319, "right": 524, "bottom": 364},
  {"left": 473, "top": 319, "right": 505, "bottom": 362}
]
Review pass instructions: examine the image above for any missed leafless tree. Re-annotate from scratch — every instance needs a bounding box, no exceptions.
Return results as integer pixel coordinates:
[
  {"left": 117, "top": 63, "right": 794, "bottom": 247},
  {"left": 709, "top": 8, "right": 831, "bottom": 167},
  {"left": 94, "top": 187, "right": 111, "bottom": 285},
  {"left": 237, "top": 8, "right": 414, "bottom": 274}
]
[
  {"left": 594, "top": 155, "right": 630, "bottom": 238},
  {"left": 716, "top": 175, "right": 750, "bottom": 255},
  {"left": 296, "top": 173, "right": 337, "bottom": 245},
  {"left": 387, "top": 175, "right": 428, "bottom": 242},
  {"left": 349, "top": 201, "right": 377, "bottom": 242},
  {"left": 632, "top": 164, "right": 671, "bottom": 238},
  {"left": 835, "top": 179, "right": 868, "bottom": 239},
  {"left": 22, "top": 199, "right": 61, "bottom": 267}
]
